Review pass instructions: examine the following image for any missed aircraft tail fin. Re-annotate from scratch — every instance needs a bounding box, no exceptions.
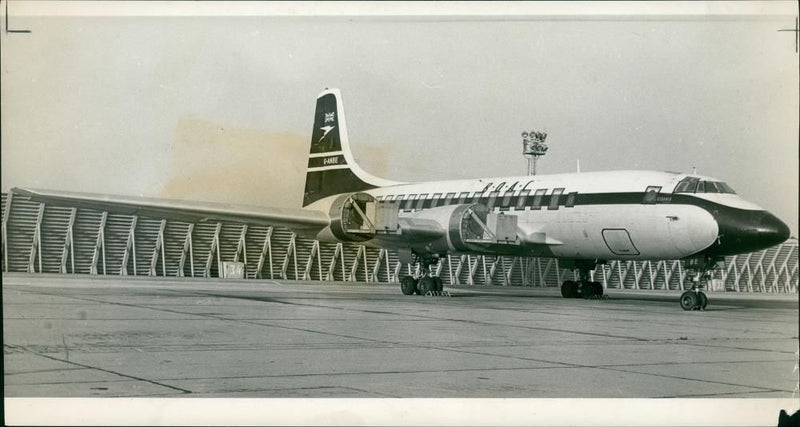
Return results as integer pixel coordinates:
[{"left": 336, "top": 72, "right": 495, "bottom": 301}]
[{"left": 303, "top": 88, "right": 399, "bottom": 207}]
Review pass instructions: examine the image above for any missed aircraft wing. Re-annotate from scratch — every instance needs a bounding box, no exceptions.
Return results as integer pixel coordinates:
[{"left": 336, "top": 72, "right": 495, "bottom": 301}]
[{"left": 11, "top": 188, "right": 330, "bottom": 234}]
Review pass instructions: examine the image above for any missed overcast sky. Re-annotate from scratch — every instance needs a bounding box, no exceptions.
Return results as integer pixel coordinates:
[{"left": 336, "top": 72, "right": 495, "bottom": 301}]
[{"left": 2, "top": 2, "right": 797, "bottom": 235}]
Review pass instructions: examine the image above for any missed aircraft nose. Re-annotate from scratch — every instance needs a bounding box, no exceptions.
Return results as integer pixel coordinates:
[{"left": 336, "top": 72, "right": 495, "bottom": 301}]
[
  {"left": 755, "top": 212, "right": 791, "bottom": 248},
  {"left": 711, "top": 209, "right": 791, "bottom": 256}
]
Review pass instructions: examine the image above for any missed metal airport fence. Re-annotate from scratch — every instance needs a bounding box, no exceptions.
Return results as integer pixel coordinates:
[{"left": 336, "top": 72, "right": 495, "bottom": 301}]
[{"left": 2, "top": 192, "right": 797, "bottom": 292}]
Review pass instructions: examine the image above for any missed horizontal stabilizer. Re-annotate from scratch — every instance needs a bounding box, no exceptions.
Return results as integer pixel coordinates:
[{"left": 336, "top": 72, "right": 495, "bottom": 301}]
[{"left": 12, "top": 188, "right": 330, "bottom": 234}]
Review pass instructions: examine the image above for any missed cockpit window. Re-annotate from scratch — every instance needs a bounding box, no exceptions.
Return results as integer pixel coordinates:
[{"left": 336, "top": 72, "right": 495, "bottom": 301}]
[
  {"left": 674, "top": 177, "right": 698, "bottom": 193},
  {"left": 716, "top": 182, "right": 736, "bottom": 194},
  {"left": 705, "top": 182, "right": 720, "bottom": 193},
  {"left": 696, "top": 181, "right": 705, "bottom": 193},
  {"left": 674, "top": 177, "right": 736, "bottom": 194}
]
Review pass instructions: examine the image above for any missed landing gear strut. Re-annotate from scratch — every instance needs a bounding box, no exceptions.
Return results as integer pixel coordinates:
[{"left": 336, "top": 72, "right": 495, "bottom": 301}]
[
  {"left": 560, "top": 261, "right": 604, "bottom": 299},
  {"left": 679, "top": 257, "right": 719, "bottom": 311},
  {"left": 400, "top": 253, "right": 444, "bottom": 296}
]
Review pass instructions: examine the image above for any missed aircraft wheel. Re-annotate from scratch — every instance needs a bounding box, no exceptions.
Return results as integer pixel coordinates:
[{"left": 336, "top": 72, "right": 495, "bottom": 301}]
[
  {"left": 570, "top": 281, "right": 581, "bottom": 298},
  {"left": 581, "top": 281, "right": 595, "bottom": 299},
  {"left": 679, "top": 291, "right": 697, "bottom": 311},
  {"left": 697, "top": 292, "right": 708, "bottom": 310},
  {"left": 418, "top": 276, "right": 435, "bottom": 295},
  {"left": 591, "top": 281, "right": 604, "bottom": 297},
  {"left": 562, "top": 281, "right": 579, "bottom": 298},
  {"left": 560, "top": 282, "right": 571, "bottom": 298},
  {"left": 561, "top": 281, "right": 575, "bottom": 298},
  {"left": 400, "top": 276, "right": 417, "bottom": 295},
  {"left": 432, "top": 276, "right": 443, "bottom": 292}
]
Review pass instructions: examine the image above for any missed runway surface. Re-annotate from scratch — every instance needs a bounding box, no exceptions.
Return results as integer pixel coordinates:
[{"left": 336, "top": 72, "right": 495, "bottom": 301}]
[{"left": 3, "top": 273, "right": 798, "bottom": 398}]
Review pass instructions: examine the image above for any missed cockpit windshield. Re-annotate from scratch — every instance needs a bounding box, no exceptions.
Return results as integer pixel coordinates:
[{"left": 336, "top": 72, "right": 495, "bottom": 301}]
[{"left": 674, "top": 177, "right": 736, "bottom": 194}]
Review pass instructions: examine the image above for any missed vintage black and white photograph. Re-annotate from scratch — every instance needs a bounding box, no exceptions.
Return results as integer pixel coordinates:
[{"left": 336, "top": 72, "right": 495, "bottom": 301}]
[{"left": 2, "top": 1, "right": 799, "bottom": 426}]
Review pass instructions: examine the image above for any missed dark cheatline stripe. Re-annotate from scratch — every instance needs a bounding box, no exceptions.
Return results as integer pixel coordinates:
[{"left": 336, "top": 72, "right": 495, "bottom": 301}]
[
  {"left": 384, "top": 192, "right": 649, "bottom": 210},
  {"left": 378, "top": 191, "right": 747, "bottom": 215}
]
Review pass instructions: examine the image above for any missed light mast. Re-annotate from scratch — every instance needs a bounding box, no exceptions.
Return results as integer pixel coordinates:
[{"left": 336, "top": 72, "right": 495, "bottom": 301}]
[{"left": 522, "top": 130, "right": 549, "bottom": 175}]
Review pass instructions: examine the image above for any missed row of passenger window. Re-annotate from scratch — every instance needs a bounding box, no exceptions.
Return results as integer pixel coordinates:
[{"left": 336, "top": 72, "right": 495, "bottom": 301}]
[{"left": 375, "top": 188, "right": 577, "bottom": 212}]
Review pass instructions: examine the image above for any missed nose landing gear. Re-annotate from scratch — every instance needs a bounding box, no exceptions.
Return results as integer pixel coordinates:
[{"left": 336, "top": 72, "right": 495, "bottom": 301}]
[
  {"left": 679, "top": 256, "right": 721, "bottom": 311},
  {"left": 679, "top": 286, "right": 708, "bottom": 311}
]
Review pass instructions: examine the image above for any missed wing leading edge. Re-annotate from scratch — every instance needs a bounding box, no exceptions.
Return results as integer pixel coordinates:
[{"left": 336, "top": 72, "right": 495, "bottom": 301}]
[{"left": 12, "top": 188, "right": 330, "bottom": 235}]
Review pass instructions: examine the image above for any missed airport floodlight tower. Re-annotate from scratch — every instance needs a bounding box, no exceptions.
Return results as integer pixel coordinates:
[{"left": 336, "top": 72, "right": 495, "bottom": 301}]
[{"left": 522, "top": 130, "right": 549, "bottom": 175}]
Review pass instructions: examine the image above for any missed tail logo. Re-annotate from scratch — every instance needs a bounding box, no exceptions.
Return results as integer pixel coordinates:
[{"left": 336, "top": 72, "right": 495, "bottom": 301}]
[
  {"left": 318, "top": 125, "right": 336, "bottom": 143},
  {"left": 311, "top": 107, "right": 339, "bottom": 152}
]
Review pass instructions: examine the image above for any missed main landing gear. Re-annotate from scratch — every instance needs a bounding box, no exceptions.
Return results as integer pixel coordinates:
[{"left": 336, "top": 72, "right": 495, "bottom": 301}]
[
  {"left": 679, "top": 256, "right": 720, "bottom": 311},
  {"left": 560, "top": 280, "right": 604, "bottom": 299},
  {"left": 400, "top": 254, "right": 445, "bottom": 296},
  {"left": 560, "top": 261, "right": 604, "bottom": 299}
]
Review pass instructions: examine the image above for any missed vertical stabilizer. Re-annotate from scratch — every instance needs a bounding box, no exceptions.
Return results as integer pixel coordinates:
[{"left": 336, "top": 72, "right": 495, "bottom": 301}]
[{"left": 303, "top": 88, "right": 399, "bottom": 207}]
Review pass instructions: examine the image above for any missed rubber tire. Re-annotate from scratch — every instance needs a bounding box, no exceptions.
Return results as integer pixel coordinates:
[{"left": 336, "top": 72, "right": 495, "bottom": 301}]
[
  {"left": 418, "top": 276, "right": 435, "bottom": 295},
  {"left": 562, "top": 281, "right": 579, "bottom": 298},
  {"left": 697, "top": 292, "right": 708, "bottom": 310},
  {"left": 581, "top": 282, "right": 595, "bottom": 299},
  {"left": 680, "top": 291, "right": 697, "bottom": 311},
  {"left": 592, "top": 281, "right": 604, "bottom": 297},
  {"left": 561, "top": 281, "right": 577, "bottom": 298},
  {"left": 400, "top": 276, "right": 417, "bottom": 295},
  {"left": 432, "top": 276, "right": 443, "bottom": 292},
  {"left": 569, "top": 280, "right": 581, "bottom": 298},
  {"left": 560, "top": 282, "right": 571, "bottom": 298}
]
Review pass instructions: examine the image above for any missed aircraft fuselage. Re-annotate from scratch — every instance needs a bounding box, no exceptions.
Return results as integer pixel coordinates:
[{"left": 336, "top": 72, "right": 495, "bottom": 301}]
[{"left": 308, "top": 170, "right": 789, "bottom": 262}]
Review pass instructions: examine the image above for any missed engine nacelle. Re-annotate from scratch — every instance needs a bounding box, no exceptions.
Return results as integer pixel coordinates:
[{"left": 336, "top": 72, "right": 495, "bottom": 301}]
[
  {"left": 325, "top": 192, "right": 378, "bottom": 243},
  {"left": 397, "top": 203, "right": 520, "bottom": 255},
  {"left": 319, "top": 194, "right": 522, "bottom": 253}
]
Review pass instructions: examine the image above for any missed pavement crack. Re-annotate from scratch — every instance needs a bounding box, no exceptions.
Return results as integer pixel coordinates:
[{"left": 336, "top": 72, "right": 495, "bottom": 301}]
[
  {"left": 7, "top": 345, "right": 192, "bottom": 395},
  {"left": 597, "top": 365, "right": 786, "bottom": 394},
  {"left": 157, "top": 366, "right": 573, "bottom": 382},
  {"left": 4, "top": 367, "right": 87, "bottom": 376},
  {"left": 190, "top": 291, "right": 652, "bottom": 343}
]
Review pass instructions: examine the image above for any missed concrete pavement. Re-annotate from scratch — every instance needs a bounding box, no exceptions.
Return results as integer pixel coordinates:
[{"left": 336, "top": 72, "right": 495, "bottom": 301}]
[{"left": 4, "top": 273, "right": 798, "bottom": 399}]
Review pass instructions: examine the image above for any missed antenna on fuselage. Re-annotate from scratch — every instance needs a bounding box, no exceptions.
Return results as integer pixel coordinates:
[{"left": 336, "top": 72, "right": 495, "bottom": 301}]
[
  {"left": 692, "top": 166, "right": 697, "bottom": 174},
  {"left": 576, "top": 159, "right": 581, "bottom": 173}
]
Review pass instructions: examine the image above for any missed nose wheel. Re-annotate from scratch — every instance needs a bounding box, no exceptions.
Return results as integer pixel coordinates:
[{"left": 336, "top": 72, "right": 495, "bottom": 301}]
[
  {"left": 680, "top": 288, "right": 708, "bottom": 311},
  {"left": 679, "top": 256, "right": 720, "bottom": 311}
]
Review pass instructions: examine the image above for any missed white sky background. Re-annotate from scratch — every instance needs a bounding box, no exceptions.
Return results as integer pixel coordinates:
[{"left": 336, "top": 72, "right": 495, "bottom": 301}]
[{"left": 1, "top": 2, "right": 798, "bottom": 236}]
